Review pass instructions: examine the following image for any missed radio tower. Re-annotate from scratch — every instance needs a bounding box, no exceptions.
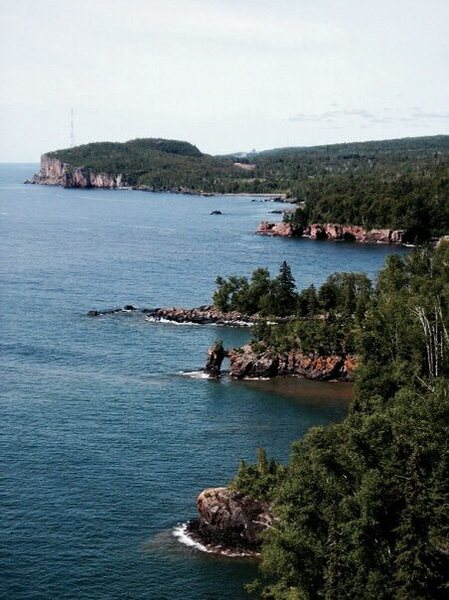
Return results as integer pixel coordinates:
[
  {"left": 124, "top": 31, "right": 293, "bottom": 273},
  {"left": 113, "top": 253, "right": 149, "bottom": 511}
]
[{"left": 70, "top": 108, "right": 75, "bottom": 148}]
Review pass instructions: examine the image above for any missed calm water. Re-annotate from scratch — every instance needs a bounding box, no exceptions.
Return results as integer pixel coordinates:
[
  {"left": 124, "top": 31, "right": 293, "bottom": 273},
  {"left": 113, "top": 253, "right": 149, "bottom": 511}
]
[{"left": 0, "top": 164, "right": 406, "bottom": 599}]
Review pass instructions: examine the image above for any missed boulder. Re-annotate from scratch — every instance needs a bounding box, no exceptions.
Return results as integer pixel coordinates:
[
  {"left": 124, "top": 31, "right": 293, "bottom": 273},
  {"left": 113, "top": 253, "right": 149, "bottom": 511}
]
[{"left": 188, "top": 487, "right": 274, "bottom": 552}]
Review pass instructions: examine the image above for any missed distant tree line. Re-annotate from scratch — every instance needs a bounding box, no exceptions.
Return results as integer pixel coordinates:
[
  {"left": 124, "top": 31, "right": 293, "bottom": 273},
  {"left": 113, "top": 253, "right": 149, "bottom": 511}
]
[{"left": 50, "top": 135, "right": 449, "bottom": 238}]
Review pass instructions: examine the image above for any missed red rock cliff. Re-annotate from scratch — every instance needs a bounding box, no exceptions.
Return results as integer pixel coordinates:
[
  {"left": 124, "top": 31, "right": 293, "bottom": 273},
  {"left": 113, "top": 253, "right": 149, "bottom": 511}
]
[
  {"left": 228, "top": 344, "right": 356, "bottom": 380},
  {"left": 257, "top": 221, "right": 404, "bottom": 244}
]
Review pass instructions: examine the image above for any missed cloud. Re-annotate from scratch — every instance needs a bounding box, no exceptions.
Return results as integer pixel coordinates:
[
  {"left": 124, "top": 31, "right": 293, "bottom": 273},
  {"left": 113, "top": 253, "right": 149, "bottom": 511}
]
[{"left": 289, "top": 107, "right": 449, "bottom": 126}]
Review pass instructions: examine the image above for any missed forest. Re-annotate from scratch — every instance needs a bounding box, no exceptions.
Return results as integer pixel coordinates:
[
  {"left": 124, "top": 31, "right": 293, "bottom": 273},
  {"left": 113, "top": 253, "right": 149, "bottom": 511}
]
[
  {"left": 48, "top": 135, "right": 449, "bottom": 239},
  {"left": 220, "top": 245, "right": 449, "bottom": 599}
]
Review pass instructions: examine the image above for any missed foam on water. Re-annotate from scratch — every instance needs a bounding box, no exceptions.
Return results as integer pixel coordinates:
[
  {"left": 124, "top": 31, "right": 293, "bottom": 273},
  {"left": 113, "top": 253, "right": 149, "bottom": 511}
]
[
  {"left": 178, "top": 370, "right": 212, "bottom": 379},
  {"left": 172, "top": 523, "right": 210, "bottom": 553}
]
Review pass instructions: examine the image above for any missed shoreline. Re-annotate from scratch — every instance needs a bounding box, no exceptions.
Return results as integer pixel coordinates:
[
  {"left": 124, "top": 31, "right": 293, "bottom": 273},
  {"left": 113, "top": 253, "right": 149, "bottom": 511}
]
[
  {"left": 173, "top": 522, "right": 261, "bottom": 559},
  {"left": 25, "top": 179, "right": 292, "bottom": 201}
]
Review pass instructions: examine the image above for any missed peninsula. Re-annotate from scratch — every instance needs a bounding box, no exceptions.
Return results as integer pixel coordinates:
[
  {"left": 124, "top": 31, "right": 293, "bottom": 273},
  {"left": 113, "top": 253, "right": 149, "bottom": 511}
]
[{"left": 29, "top": 134, "right": 449, "bottom": 244}]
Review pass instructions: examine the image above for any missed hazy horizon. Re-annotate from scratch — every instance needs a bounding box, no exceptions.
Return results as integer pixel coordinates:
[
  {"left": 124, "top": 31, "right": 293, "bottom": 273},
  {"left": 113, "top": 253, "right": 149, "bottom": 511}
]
[{"left": 1, "top": 0, "right": 448, "bottom": 162}]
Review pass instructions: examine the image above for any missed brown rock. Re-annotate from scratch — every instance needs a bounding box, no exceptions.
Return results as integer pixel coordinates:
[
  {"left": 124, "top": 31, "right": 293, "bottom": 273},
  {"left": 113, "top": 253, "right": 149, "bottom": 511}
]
[
  {"left": 228, "top": 344, "right": 356, "bottom": 381},
  {"left": 257, "top": 221, "right": 301, "bottom": 237},
  {"left": 307, "top": 223, "right": 404, "bottom": 245},
  {"left": 204, "top": 342, "right": 227, "bottom": 378},
  {"left": 191, "top": 487, "right": 274, "bottom": 551}
]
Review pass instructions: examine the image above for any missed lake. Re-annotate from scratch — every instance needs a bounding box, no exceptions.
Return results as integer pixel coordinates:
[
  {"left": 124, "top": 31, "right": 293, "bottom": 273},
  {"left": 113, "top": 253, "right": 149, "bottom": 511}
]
[{"left": 0, "top": 164, "right": 406, "bottom": 599}]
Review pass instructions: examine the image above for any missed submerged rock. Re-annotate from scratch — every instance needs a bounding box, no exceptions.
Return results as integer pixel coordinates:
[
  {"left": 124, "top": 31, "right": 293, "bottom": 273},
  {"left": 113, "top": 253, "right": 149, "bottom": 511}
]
[{"left": 187, "top": 487, "right": 274, "bottom": 554}]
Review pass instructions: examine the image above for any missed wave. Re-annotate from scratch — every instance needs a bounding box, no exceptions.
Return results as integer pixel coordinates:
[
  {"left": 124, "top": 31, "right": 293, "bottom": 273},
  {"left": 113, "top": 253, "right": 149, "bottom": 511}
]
[
  {"left": 172, "top": 523, "right": 258, "bottom": 558},
  {"left": 145, "top": 316, "right": 253, "bottom": 327},
  {"left": 172, "top": 523, "right": 210, "bottom": 553},
  {"left": 178, "top": 370, "right": 211, "bottom": 379},
  {"left": 145, "top": 317, "right": 200, "bottom": 326}
]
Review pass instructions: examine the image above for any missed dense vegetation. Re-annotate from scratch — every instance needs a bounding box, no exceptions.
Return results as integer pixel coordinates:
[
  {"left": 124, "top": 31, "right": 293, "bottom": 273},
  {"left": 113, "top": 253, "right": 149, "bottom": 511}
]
[
  {"left": 228, "top": 245, "right": 449, "bottom": 599},
  {"left": 213, "top": 262, "right": 371, "bottom": 354},
  {"left": 48, "top": 138, "right": 255, "bottom": 191},
  {"left": 48, "top": 135, "right": 449, "bottom": 239}
]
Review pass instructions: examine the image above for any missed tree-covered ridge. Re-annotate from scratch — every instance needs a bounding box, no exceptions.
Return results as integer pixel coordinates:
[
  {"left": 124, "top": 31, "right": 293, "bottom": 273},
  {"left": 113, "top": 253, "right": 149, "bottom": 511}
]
[
  {"left": 47, "top": 135, "right": 449, "bottom": 237},
  {"left": 47, "top": 134, "right": 449, "bottom": 192},
  {"left": 285, "top": 166, "right": 449, "bottom": 242},
  {"left": 230, "top": 245, "right": 449, "bottom": 599},
  {"left": 47, "top": 137, "right": 256, "bottom": 191}
]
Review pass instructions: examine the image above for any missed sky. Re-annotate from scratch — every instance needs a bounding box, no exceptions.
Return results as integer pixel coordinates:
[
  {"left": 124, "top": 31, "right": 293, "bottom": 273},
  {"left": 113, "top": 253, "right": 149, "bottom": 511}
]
[{"left": 1, "top": 0, "right": 448, "bottom": 161}]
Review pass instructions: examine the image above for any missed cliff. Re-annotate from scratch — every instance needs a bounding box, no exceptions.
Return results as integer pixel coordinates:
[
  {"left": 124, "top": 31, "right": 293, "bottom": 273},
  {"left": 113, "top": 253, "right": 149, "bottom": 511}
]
[
  {"left": 257, "top": 221, "right": 302, "bottom": 237},
  {"left": 227, "top": 344, "right": 356, "bottom": 381},
  {"left": 257, "top": 221, "right": 405, "bottom": 244},
  {"left": 186, "top": 487, "right": 274, "bottom": 555},
  {"left": 29, "top": 155, "right": 128, "bottom": 189}
]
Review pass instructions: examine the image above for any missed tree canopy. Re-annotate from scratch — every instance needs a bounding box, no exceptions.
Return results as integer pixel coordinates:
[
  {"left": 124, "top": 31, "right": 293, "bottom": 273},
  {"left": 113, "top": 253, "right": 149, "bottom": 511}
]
[{"left": 228, "top": 244, "right": 449, "bottom": 599}]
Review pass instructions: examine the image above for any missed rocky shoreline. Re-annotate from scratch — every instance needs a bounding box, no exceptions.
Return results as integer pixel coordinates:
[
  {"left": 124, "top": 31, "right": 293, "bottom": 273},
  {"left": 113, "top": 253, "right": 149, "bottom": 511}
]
[
  {"left": 87, "top": 304, "right": 291, "bottom": 326},
  {"left": 87, "top": 306, "right": 355, "bottom": 382},
  {"left": 26, "top": 155, "right": 292, "bottom": 200},
  {"left": 182, "top": 487, "right": 274, "bottom": 558},
  {"left": 227, "top": 344, "right": 356, "bottom": 381},
  {"left": 258, "top": 220, "right": 408, "bottom": 245}
]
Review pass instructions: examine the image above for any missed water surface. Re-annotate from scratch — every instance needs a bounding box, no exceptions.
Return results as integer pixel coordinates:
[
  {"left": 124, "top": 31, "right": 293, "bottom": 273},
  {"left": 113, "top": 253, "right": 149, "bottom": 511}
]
[{"left": 0, "top": 164, "right": 406, "bottom": 599}]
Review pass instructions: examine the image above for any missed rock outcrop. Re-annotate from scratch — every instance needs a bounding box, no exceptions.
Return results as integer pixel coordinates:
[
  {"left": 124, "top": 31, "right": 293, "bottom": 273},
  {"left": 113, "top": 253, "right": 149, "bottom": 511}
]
[
  {"left": 28, "top": 155, "right": 128, "bottom": 189},
  {"left": 203, "top": 342, "right": 227, "bottom": 378},
  {"left": 228, "top": 344, "right": 356, "bottom": 381},
  {"left": 257, "top": 221, "right": 405, "bottom": 244},
  {"left": 186, "top": 487, "right": 274, "bottom": 554},
  {"left": 257, "top": 221, "right": 301, "bottom": 237},
  {"left": 307, "top": 223, "right": 404, "bottom": 244},
  {"left": 144, "top": 305, "right": 258, "bottom": 326}
]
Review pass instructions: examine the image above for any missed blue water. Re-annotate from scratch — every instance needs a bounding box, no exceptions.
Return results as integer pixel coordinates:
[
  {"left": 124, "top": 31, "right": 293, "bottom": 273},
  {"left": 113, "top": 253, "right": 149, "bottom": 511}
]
[{"left": 0, "top": 164, "right": 406, "bottom": 599}]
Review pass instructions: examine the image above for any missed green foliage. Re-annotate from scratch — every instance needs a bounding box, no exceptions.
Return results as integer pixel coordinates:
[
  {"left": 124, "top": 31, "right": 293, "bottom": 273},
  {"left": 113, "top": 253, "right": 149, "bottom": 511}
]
[
  {"left": 230, "top": 448, "right": 287, "bottom": 503},
  {"left": 231, "top": 244, "right": 449, "bottom": 599},
  {"left": 49, "top": 136, "right": 449, "bottom": 235},
  {"left": 288, "top": 168, "right": 449, "bottom": 242},
  {"left": 212, "top": 263, "right": 298, "bottom": 317}
]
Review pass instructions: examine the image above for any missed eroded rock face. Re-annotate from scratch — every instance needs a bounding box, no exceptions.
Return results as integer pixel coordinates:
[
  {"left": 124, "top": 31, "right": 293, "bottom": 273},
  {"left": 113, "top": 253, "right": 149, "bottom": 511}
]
[
  {"left": 188, "top": 487, "right": 274, "bottom": 552},
  {"left": 204, "top": 342, "right": 227, "bottom": 378},
  {"left": 257, "top": 221, "right": 301, "bottom": 237},
  {"left": 228, "top": 344, "right": 356, "bottom": 381},
  {"left": 29, "top": 155, "right": 128, "bottom": 189},
  {"left": 258, "top": 221, "right": 405, "bottom": 244},
  {"left": 307, "top": 223, "right": 404, "bottom": 244}
]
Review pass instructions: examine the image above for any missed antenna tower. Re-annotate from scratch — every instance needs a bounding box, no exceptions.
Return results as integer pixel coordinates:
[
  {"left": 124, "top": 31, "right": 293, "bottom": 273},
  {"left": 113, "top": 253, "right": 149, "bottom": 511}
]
[{"left": 70, "top": 108, "right": 75, "bottom": 147}]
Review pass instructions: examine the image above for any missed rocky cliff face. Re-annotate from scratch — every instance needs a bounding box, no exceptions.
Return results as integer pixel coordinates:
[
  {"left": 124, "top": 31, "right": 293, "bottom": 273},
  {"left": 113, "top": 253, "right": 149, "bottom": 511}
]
[
  {"left": 257, "top": 221, "right": 301, "bottom": 237},
  {"left": 29, "top": 155, "right": 128, "bottom": 189},
  {"left": 307, "top": 223, "right": 404, "bottom": 244},
  {"left": 228, "top": 344, "right": 356, "bottom": 380},
  {"left": 187, "top": 487, "right": 274, "bottom": 554},
  {"left": 257, "top": 221, "right": 405, "bottom": 244}
]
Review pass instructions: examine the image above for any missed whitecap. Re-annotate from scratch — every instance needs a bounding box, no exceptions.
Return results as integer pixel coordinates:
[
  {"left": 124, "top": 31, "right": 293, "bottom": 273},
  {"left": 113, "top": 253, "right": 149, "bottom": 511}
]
[
  {"left": 145, "top": 317, "right": 200, "bottom": 326},
  {"left": 178, "top": 370, "right": 211, "bottom": 379},
  {"left": 172, "top": 523, "right": 210, "bottom": 553}
]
